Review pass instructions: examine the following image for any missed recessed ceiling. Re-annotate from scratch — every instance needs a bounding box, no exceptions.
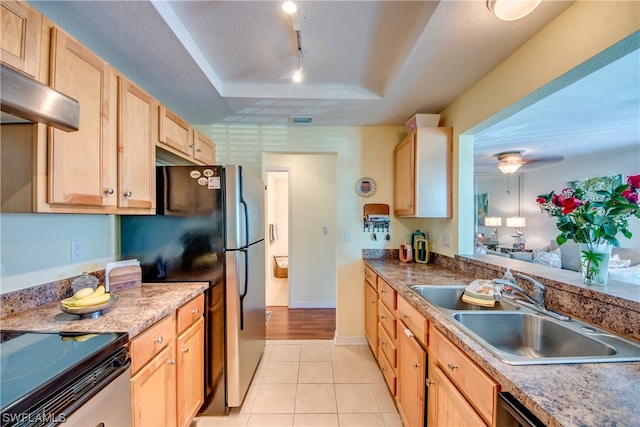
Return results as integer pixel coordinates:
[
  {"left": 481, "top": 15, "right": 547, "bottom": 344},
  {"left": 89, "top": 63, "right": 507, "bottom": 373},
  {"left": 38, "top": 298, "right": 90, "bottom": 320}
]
[{"left": 29, "top": 1, "right": 637, "bottom": 166}]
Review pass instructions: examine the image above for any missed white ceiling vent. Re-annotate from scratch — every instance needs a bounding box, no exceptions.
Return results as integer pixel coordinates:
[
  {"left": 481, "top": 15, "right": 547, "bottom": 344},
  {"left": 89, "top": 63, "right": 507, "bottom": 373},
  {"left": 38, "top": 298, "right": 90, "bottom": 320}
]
[{"left": 289, "top": 116, "right": 313, "bottom": 124}]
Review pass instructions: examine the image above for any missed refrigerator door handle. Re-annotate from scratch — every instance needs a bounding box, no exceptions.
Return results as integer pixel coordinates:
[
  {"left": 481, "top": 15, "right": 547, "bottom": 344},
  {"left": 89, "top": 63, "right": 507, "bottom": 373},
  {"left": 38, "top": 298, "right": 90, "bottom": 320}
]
[{"left": 239, "top": 247, "right": 249, "bottom": 330}]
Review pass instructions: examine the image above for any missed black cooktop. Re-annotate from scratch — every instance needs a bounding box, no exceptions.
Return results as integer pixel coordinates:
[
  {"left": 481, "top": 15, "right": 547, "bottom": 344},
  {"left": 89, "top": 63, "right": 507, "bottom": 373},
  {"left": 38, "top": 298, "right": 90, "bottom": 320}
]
[{"left": 0, "top": 331, "right": 128, "bottom": 416}]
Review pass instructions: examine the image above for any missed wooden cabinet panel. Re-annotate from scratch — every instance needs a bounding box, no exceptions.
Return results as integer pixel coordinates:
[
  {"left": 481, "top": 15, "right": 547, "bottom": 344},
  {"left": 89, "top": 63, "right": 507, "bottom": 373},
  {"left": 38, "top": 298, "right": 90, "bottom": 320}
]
[
  {"left": 1, "top": 0, "right": 41, "bottom": 78},
  {"left": 131, "top": 342, "right": 177, "bottom": 427},
  {"left": 377, "top": 343, "right": 397, "bottom": 396},
  {"left": 159, "top": 105, "right": 192, "bottom": 156},
  {"left": 177, "top": 293, "right": 205, "bottom": 335},
  {"left": 397, "top": 295, "right": 427, "bottom": 347},
  {"left": 193, "top": 130, "right": 216, "bottom": 164},
  {"left": 378, "top": 277, "right": 397, "bottom": 311},
  {"left": 130, "top": 314, "right": 175, "bottom": 374},
  {"left": 430, "top": 362, "right": 487, "bottom": 427},
  {"left": 397, "top": 324, "right": 426, "bottom": 427},
  {"left": 393, "top": 128, "right": 452, "bottom": 218},
  {"left": 378, "top": 322, "right": 397, "bottom": 368},
  {"left": 48, "top": 27, "right": 112, "bottom": 207},
  {"left": 430, "top": 326, "right": 498, "bottom": 425},
  {"left": 393, "top": 132, "right": 415, "bottom": 216},
  {"left": 177, "top": 316, "right": 204, "bottom": 427},
  {"left": 364, "top": 281, "right": 378, "bottom": 357},
  {"left": 364, "top": 265, "right": 377, "bottom": 289},
  {"left": 117, "top": 76, "right": 156, "bottom": 210},
  {"left": 378, "top": 299, "right": 397, "bottom": 341}
]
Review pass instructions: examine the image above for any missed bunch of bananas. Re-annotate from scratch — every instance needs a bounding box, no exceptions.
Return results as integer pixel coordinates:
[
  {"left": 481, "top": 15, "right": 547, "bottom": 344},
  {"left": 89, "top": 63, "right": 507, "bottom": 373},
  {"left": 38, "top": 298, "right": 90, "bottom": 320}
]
[{"left": 61, "top": 285, "right": 111, "bottom": 309}]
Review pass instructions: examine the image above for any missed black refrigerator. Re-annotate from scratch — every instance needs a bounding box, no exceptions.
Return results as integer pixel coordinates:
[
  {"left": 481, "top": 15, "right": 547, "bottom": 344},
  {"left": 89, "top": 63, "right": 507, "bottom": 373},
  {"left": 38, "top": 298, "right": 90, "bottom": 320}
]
[{"left": 120, "top": 165, "right": 265, "bottom": 414}]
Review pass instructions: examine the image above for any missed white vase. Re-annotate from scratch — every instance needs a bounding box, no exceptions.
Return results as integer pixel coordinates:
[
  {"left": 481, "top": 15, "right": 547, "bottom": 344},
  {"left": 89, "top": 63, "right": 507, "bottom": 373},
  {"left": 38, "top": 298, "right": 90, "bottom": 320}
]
[{"left": 579, "top": 242, "right": 613, "bottom": 286}]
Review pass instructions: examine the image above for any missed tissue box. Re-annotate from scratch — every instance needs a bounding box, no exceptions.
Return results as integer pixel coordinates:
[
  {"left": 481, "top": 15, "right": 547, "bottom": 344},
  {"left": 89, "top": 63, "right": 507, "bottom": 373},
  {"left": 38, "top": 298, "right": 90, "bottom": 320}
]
[{"left": 405, "top": 113, "right": 441, "bottom": 133}]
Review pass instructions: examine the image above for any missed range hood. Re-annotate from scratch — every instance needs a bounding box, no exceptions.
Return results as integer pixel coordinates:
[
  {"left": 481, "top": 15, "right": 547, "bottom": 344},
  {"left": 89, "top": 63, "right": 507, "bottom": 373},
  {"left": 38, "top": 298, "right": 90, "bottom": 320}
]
[{"left": 1, "top": 63, "right": 79, "bottom": 132}]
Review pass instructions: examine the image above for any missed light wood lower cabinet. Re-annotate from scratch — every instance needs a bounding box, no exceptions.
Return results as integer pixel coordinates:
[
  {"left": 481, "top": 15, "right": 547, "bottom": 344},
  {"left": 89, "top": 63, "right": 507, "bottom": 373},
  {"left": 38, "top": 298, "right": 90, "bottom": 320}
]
[
  {"left": 131, "top": 342, "right": 177, "bottom": 427},
  {"left": 428, "top": 324, "right": 498, "bottom": 426},
  {"left": 397, "top": 324, "right": 427, "bottom": 427},
  {"left": 364, "top": 280, "right": 378, "bottom": 357},
  {"left": 177, "top": 314, "right": 205, "bottom": 427},
  {"left": 130, "top": 294, "right": 205, "bottom": 427}
]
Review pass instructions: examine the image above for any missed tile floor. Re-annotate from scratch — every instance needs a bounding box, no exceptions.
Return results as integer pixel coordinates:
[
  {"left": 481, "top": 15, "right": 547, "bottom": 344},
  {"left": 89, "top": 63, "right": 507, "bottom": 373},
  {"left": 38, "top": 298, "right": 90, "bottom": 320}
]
[
  {"left": 194, "top": 340, "right": 403, "bottom": 427},
  {"left": 266, "top": 277, "right": 289, "bottom": 306}
]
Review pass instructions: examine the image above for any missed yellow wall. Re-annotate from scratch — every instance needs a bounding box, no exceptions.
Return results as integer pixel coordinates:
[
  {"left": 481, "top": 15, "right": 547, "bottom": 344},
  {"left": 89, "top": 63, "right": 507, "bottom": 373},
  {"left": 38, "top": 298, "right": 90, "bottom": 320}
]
[
  {"left": 434, "top": 0, "right": 640, "bottom": 257},
  {"left": 207, "top": 125, "right": 425, "bottom": 342}
]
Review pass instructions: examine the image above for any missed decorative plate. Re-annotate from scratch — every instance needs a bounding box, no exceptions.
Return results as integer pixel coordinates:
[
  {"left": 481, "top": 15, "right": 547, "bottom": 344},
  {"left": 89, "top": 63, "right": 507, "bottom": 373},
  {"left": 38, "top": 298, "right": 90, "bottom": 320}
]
[
  {"left": 355, "top": 177, "right": 376, "bottom": 197},
  {"left": 58, "top": 294, "right": 118, "bottom": 315}
]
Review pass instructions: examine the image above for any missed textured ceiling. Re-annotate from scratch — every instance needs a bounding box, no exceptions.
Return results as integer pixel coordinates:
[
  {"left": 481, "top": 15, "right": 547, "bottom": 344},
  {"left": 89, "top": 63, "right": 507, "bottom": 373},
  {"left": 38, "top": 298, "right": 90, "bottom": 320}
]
[{"left": 29, "top": 1, "right": 638, "bottom": 166}]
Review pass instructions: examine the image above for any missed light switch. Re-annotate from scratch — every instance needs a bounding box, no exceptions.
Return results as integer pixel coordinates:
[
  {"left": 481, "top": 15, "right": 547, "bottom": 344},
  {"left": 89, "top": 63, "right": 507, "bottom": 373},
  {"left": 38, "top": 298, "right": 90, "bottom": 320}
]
[
  {"left": 323, "top": 226, "right": 329, "bottom": 235},
  {"left": 344, "top": 230, "right": 352, "bottom": 241}
]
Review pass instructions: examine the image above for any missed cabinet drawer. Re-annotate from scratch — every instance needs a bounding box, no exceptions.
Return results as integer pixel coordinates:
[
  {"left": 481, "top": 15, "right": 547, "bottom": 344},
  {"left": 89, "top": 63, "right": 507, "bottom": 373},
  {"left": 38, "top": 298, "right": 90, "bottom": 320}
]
[
  {"left": 378, "top": 347, "right": 397, "bottom": 396},
  {"left": 378, "top": 277, "right": 396, "bottom": 311},
  {"left": 364, "top": 266, "right": 377, "bottom": 289},
  {"left": 430, "top": 326, "right": 498, "bottom": 425},
  {"left": 378, "top": 299, "right": 397, "bottom": 340},
  {"left": 130, "top": 314, "right": 175, "bottom": 374},
  {"left": 397, "top": 296, "right": 427, "bottom": 347},
  {"left": 378, "top": 323, "right": 397, "bottom": 368},
  {"left": 177, "top": 294, "right": 204, "bottom": 335}
]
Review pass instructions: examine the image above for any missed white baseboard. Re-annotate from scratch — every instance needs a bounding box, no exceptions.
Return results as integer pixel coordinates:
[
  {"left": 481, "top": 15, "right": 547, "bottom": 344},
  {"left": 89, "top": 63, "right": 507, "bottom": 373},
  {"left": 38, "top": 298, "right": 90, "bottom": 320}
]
[{"left": 333, "top": 334, "right": 367, "bottom": 346}]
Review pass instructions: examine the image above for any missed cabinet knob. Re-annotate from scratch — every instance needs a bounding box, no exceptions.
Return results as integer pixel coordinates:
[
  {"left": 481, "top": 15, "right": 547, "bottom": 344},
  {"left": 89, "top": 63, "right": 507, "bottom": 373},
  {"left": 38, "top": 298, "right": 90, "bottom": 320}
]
[
  {"left": 196, "top": 148, "right": 202, "bottom": 152},
  {"left": 380, "top": 315, "right": 386, "bottom": 320},
  {"left": 381, "top": 341, "right": 386, "bottom": 347},
  {"left": 402, "top": 313, "right": 410, "bottom": 319},
  {"left": 370, "top": 300, "right": 376, "bottom": 304},
  {"left": 192, "top": 308, "right": 199, "bottom": 315},
  {"left": 104, "top": 188, "right": 114, "bottom": 194},
  {"left": 168, "top": 359, "right": 176, "bottom": 365},
  {"left": 124, "top": 191, "right": 132, "bottom": 197},
  {"left": 181, "top": 347, "right": 189, "bottom": 353},
  {"left": 412, "top": 362, "right": 421, "bottom": 369},
  {"left": 380, "top": 289, "right": 385, "bottom": 294},
  {"left": 407, "top": 204, "right": 412, "bottom": 208},
  {"left": 426, "top": 379, "right": 435, "bottom": 387},
  {"left": 447, "top": 362, "right": 458, "bottom": 371},
  {"left": 189, "top": 144, "right": 195, "bottom": 149},
  {"left": 154, "top": 336, "right": 164, "bottom": 344}
]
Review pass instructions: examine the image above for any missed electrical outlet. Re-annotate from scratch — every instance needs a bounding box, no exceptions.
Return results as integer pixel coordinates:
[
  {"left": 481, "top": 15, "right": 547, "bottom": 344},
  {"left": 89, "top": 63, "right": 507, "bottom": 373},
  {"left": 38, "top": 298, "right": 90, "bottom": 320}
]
[
  {"left": 344, "top": 230, "right": 352, "bottom": 241},
  {"left": 442, "top": 233, "right": 451, "bottom": 248},
  {"left": 71, "top": 240, "right": 82, "bottom": 261}
]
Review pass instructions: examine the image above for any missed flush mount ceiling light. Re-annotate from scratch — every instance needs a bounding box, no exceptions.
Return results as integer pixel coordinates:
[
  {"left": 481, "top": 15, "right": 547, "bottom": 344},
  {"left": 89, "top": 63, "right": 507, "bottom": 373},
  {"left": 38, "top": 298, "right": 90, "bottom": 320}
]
[
  {"left": 282, "top": 1, "right": 297, "bottom": 15},
  {"left": 487, "top": 0, "right": 542, "bottom": 21},
  {"left": 496, "top": 151, "right": 523, "bottom": 174}
]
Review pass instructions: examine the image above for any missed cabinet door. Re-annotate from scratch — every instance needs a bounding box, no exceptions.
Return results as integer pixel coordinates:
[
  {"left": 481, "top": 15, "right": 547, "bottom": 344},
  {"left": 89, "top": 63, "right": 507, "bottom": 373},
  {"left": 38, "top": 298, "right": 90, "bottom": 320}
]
[
  {"left": 118, "top": 76, "right": 155, "bottom": 210},
  {"left": 397, "top": 324, "right": 426, "bottom": 427},
  {"left": 193, "top": 130, "right": 216, "bottom": 164},
  {"left": 131, "top": 342, "right": 177, "bottom": 427},
  {"left": 1, "top": 1, "right": 41, "bottom": 78},
  {"left": 364, "top": 281, "right": 378, "bottom": 357},
  {"left": 393, "top": 133, "right": 415, "bottom": 216},
  {"left": 429, "top": 362, "right": 487, "bottom": 427},
  {"left": 48, "top": 28, "right": 112, "bottom": 207},
  {"left": 159, "top": 105, "right": 193, "bottom": 157},
  {"left": 177, "top": 316, "right": 205, "bottom": 427}
]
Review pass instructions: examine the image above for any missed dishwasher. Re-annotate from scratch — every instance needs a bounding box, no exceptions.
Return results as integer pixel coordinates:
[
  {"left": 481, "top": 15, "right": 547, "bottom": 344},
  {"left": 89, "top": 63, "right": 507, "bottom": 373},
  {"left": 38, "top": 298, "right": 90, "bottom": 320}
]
[
  {"left": 497, "top": 392, "right": 545, "bottom": 427},
  {"left": 1, "top": 331, "right": 131, "bottom": 427}
]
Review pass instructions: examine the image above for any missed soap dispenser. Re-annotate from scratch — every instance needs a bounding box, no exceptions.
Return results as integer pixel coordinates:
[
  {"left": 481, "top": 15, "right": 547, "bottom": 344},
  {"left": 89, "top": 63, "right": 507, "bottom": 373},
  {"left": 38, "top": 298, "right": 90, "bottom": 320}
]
[{"left": 502, "top": 267, "right": 516, "bottom": 284}]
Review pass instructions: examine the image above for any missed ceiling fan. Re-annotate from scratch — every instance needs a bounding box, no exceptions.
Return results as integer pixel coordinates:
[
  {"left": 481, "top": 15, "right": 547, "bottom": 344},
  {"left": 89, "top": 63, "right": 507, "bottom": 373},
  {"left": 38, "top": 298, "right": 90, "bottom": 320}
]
[{"left": 476, "top": 150, "right": 565, "bottom": 174}]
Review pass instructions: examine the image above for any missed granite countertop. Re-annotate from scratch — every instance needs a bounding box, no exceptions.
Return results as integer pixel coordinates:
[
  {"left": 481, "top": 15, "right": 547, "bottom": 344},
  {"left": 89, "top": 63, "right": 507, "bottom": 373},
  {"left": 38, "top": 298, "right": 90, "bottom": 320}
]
[
  {"left": 364, "top": 258, "right": 640, "bottom": 427},
  {"left": 0, "top": 282, "right": 208, "bottom": 339}
]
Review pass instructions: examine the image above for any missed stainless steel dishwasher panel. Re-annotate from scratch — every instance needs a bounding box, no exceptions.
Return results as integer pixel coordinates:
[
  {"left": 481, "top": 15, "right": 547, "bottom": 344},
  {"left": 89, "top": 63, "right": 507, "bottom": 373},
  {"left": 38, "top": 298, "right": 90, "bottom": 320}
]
[{"left": 64, "top": 368, "right": 132, "bottom": 426}]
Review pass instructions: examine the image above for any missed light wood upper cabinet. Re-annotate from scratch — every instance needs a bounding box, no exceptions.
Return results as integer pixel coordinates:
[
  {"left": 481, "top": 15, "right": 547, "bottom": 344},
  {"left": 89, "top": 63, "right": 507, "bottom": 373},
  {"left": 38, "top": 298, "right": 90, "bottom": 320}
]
[
  {"left": 0, "top": 0, "right": 42, "bottom": 78},
  {"left": 48, "top": 27, "right": 113, "bottom": 207},
  {"left": 193, "top": 130, "right": 216, "bottom": 165},
  {"left": 393, "top": 127, "right": 452, "bottom": 217},
  {"left": 117, "top": 75, "right": 156, "bottom": 210},
  {"left": 159, "top": 105, "right": 192, "bottom": 157}
]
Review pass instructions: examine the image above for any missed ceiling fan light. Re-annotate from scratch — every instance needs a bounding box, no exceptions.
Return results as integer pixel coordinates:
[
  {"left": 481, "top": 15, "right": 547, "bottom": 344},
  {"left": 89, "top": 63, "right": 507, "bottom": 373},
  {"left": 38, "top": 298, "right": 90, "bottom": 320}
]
[
  {"left": 487, "top": 0, "right": 542, "bottom": 21},
  {"left": 497, "top": 161, "right": 522, "bottom": 174},
  {"left": 282, "top": 1, "right": 298, "bottom": 15}
]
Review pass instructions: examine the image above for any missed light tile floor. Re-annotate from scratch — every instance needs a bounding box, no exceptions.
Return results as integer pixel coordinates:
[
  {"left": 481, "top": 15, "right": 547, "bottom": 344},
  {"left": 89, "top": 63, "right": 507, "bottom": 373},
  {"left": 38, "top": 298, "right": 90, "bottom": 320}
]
[{"left": 195, "top": 340, "right": 403, "bottom": 427}]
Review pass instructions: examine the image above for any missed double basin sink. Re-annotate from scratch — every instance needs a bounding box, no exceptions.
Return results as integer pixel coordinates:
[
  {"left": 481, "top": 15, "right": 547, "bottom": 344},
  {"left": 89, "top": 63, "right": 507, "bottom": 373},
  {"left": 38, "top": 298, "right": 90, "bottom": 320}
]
[{"left": 409, "top": 285, "right": 640, "bottom": 365}]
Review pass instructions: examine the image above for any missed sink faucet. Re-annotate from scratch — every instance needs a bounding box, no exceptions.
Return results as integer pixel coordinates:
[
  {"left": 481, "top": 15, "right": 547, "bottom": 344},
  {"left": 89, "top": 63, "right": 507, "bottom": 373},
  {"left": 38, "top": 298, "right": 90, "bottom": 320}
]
[{"left": 495, "top": 274, "right": 570, "bottom": 321}]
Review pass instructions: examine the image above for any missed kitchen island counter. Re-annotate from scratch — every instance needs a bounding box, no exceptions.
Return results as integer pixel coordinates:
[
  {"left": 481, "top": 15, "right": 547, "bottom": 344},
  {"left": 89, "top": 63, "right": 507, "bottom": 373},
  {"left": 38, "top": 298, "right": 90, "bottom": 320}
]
[
  {"left": 364, "top": 258, "right": 640, "bottom": 427},
  {"left": 0, "top": 282, "right": 208, "bottom": 339}
]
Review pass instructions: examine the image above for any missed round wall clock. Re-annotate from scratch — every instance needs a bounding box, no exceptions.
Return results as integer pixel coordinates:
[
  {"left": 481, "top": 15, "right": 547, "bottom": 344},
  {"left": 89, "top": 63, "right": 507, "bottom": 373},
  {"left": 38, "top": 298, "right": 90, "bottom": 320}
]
[{"left": 355, "top": 177, "right": 376, "bottom": 197}]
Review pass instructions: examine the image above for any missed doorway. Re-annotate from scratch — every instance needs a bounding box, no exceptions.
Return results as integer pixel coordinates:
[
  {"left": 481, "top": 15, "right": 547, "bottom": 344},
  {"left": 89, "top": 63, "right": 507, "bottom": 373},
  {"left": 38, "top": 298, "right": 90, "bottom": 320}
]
[{"left": 265, "top": 170, "right": 289, "bottom": 307}]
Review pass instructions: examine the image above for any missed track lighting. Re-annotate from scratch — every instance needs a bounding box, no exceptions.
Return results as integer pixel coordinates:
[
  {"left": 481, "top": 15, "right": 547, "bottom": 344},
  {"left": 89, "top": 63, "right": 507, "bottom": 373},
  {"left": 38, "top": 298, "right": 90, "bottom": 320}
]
[{"left": 282, "top": 1, "right": 297, "bottom": 15}]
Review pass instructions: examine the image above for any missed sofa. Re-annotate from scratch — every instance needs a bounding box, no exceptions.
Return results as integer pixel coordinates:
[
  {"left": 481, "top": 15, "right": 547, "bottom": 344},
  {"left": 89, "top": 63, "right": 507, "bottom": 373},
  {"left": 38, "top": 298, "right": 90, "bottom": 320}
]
[{"left": 486, "top": 240, "right": 640, "bottom": 272}]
